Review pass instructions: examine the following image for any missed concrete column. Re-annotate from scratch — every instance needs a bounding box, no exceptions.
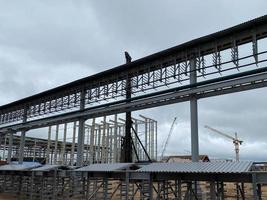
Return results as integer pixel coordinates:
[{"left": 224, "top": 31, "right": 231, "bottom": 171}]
[
  {"left": 77, "top": 89, "right": 86, "bottom": 167},
  {"left": 7, "top": 131, "right": 14, "bottom": 163},
  {"left": 190, "top": 57, "right": 199, "bottom": 162}
]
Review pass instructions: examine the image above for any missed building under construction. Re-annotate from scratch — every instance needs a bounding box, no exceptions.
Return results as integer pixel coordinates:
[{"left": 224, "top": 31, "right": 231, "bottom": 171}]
[{"left": 0, "top": 15, "right": 267, "bottom": 199}]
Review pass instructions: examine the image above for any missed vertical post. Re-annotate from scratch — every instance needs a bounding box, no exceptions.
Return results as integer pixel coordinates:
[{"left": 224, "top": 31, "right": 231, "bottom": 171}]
[
  {"left": 7, "top": 131, "right": 14, "bottom": 163},
  {"left": 151, "top": 120, "right": 154, "bottom": 160},
  {"left": 190, "top": 56, "right": 199, "bottom": 162},
  {"left": 77, "top": 89, "right": 86, "bottom": 167},
  {"left": 61, "top": 123, "right": 67, "bottom": 164},
  {"left": 123, "top": 51, "right": 132, "bottom": 163},
  {"left": 97, "top": 126, "right": 101, "bottom": 163},
  {"left": 102, "top": 116, "right": 106, "bottom": 163},
  {"left": 106, "top": 123, "right": 110, "bottom": 163},
  {"left": 144, "top": 118, "right": 148, "bottom": 154},
  {"left": 113, "top": 115, "right": 118, "bottom": 162},
  {"left": 3, "top": 134, "right": 7, "bottom": 160},
  {"left": 134, "top": 119, "right": 138, "bottom": 161},
  {"left": 89, "top": 118, "right": 95, "bottom": 164},
  {"left": 19, "top": 107, "right": 28, "bottom": 164},
  {"left": 155, "top": 120, "right": 158, "bottom": 161},
  {"left": 46, "top": 126, "right": 52, "bottom": 164},
  {"left": 85, "top": 127, "right": 90, "bottom": 164},
  {"left": 210, "top": 181, "right": 216, "bottom": 200},
  {"left": 54, "top": 124, "right": 59, "bottom": 164},
  {"left": 70, "top": 121, "right": 77, "bottom": 166},
  {"left": 252, "top": 174, "right": 259, "bottom": 200}
]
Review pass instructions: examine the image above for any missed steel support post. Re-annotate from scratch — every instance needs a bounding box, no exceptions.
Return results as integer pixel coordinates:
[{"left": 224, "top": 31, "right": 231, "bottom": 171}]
[
  {"left": 77, "top": 89, "right": 86, "bottom": 167},
  {"left": 122, "top": 52, "right": 133, "bottom": 163},
  {"left": 210, "top": 181, "right": 216, "bottom": 200},
  {"left": 18, "top": 130, "right": 26, "bottom": 164},
  {"left": 113, "top": 115, "right": 118, "bottom": 162},
  {"left": 61, "top": 123, "right": 67, "bottom": 164},
  {"left": 54, "top": 124, "right": 59, "bottom": 164},
  {"left": 155, "top": 121, "right": 158, "bottom": 160},
  {"left": 104, "top": 178, "right": 108, "bottom": 200},
  {"left": 102, "top": 116, "right": 107, "bottom": 163},
  {"left": 70, "top": 121, "right": 77, "bottom": 166},
  {"left": 125, "top": 172, "right": 129, "bottom": 200},
  {"left": 77, "top": 118, "right": 85, "bottom": 166},
  {"left": 46, "top": 126, "right": 52, "bottom": 164},
  {"left": 7, "top": 131, "right": 14, "bottom": 163},
  {"left": 89, "top": 118, "right": 95, "bottom": 164},
  {"left": 190, "top": 57, "right": 199, "bottom": 162},
  {"left": 19, "top": 108, "right": 27, "bottom": 164},
  {"left": 252, "top": 174, "right": 259, "bottom": 200}
]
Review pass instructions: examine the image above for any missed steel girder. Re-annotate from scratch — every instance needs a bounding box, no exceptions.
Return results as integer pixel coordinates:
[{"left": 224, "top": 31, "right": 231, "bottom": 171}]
[{"left": 0, "top": 15, "right": 267, "bottom": 130}]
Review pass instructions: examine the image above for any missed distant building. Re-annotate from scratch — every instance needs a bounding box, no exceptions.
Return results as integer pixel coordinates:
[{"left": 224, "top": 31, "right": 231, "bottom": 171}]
[{"left": 163, "top": 155, "right": 210, "bottom": 163}]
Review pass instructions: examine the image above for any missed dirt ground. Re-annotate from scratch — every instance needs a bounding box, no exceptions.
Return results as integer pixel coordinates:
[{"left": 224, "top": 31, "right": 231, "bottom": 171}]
[{"left": 0, "top": 194, "right": 17, "bottom": 200}]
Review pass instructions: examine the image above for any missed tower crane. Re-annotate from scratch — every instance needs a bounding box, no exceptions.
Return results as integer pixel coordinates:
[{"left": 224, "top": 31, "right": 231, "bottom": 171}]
[
  {"left": 160, "top": 117, "right": 177, "bottom": 161},
  {"left": 204, "top": 125, "right": 243, "bottom": 161}
]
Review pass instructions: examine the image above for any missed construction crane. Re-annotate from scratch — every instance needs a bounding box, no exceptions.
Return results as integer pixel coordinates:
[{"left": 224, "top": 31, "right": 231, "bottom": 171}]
[
  {"left": 204, "top": 125, "right": 243, "bottom": 161},
  {"left": 160, "top": 117, "right": 177, "bottom": 161}
]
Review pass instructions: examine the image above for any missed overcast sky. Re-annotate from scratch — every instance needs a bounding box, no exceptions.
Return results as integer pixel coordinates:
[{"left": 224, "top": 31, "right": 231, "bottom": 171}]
[{"left": 0, "top": 0, "right": 267, "bottom": 161}]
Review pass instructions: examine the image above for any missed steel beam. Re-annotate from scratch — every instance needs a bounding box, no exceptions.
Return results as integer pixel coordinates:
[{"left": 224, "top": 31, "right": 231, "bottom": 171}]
[{"left": 1, "top": 67, "right": 267, "bottom": 133}]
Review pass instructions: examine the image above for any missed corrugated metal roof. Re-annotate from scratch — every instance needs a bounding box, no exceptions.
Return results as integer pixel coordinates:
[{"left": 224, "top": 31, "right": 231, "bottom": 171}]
[
  {"left": 0, "top": 162, "right": 42, "bottom": 171},
  {"left": 32, "top": 165, "right": 62, "bottom": 172},
  {"left": 137, "top": 161, "right": 253, "bottom": 174},
  {"left": 75, "top": 163, "right": 134, "bottom": 172}
]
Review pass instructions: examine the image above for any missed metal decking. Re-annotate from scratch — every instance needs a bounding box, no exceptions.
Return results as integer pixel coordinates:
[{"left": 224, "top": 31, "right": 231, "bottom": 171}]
[{"left": 137, "top": 161, "right": 253, "bottom": 174}]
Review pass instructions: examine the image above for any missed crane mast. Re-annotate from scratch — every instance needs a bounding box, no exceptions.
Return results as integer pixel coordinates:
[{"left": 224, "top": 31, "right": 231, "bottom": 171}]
[
  {"left": 160, "top": 117, "right": 177, "bottom": 161},
  {"left": 204, "top": 125, "right": 243, "bottom": 161}
]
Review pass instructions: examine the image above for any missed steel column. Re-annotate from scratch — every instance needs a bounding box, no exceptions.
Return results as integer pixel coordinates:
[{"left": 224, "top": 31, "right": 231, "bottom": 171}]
[
  {"left": 123, "top": 52, "right": 133, "bottom": 163},
  {"left": 18, "top": 108, "right": 27, "bottom": 164},
  {"left": 77, "top": 89, "right": 86, "bottom": 167},
  {"left": 190, "top": 57, "right": 199, "bottom": 162},
  {"left": 7, "top": 131, "right": 14, "bottom": 163}
]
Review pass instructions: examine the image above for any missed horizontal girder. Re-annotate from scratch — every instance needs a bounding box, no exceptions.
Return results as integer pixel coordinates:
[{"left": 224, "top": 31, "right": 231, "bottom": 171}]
[
  {"left": 1, "top": 66, "right": 267, "bottom": 132},
  {"left": 1, "top": 15, "right": 267, "bottom": 130}
]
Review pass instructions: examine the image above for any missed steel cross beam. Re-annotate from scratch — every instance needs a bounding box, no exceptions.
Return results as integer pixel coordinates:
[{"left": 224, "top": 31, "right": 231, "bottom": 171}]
[
  {"left": 1, "top": 66, "right": 267, "bottom": 132},
  {"left": 0, "top": 15, "right": 267, "bottom": 130}
]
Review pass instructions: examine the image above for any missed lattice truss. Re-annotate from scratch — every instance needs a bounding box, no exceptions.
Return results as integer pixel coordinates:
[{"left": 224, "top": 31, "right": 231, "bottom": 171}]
[{"left": 0, "top": 27, "right": 267, "bottom": 125}]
